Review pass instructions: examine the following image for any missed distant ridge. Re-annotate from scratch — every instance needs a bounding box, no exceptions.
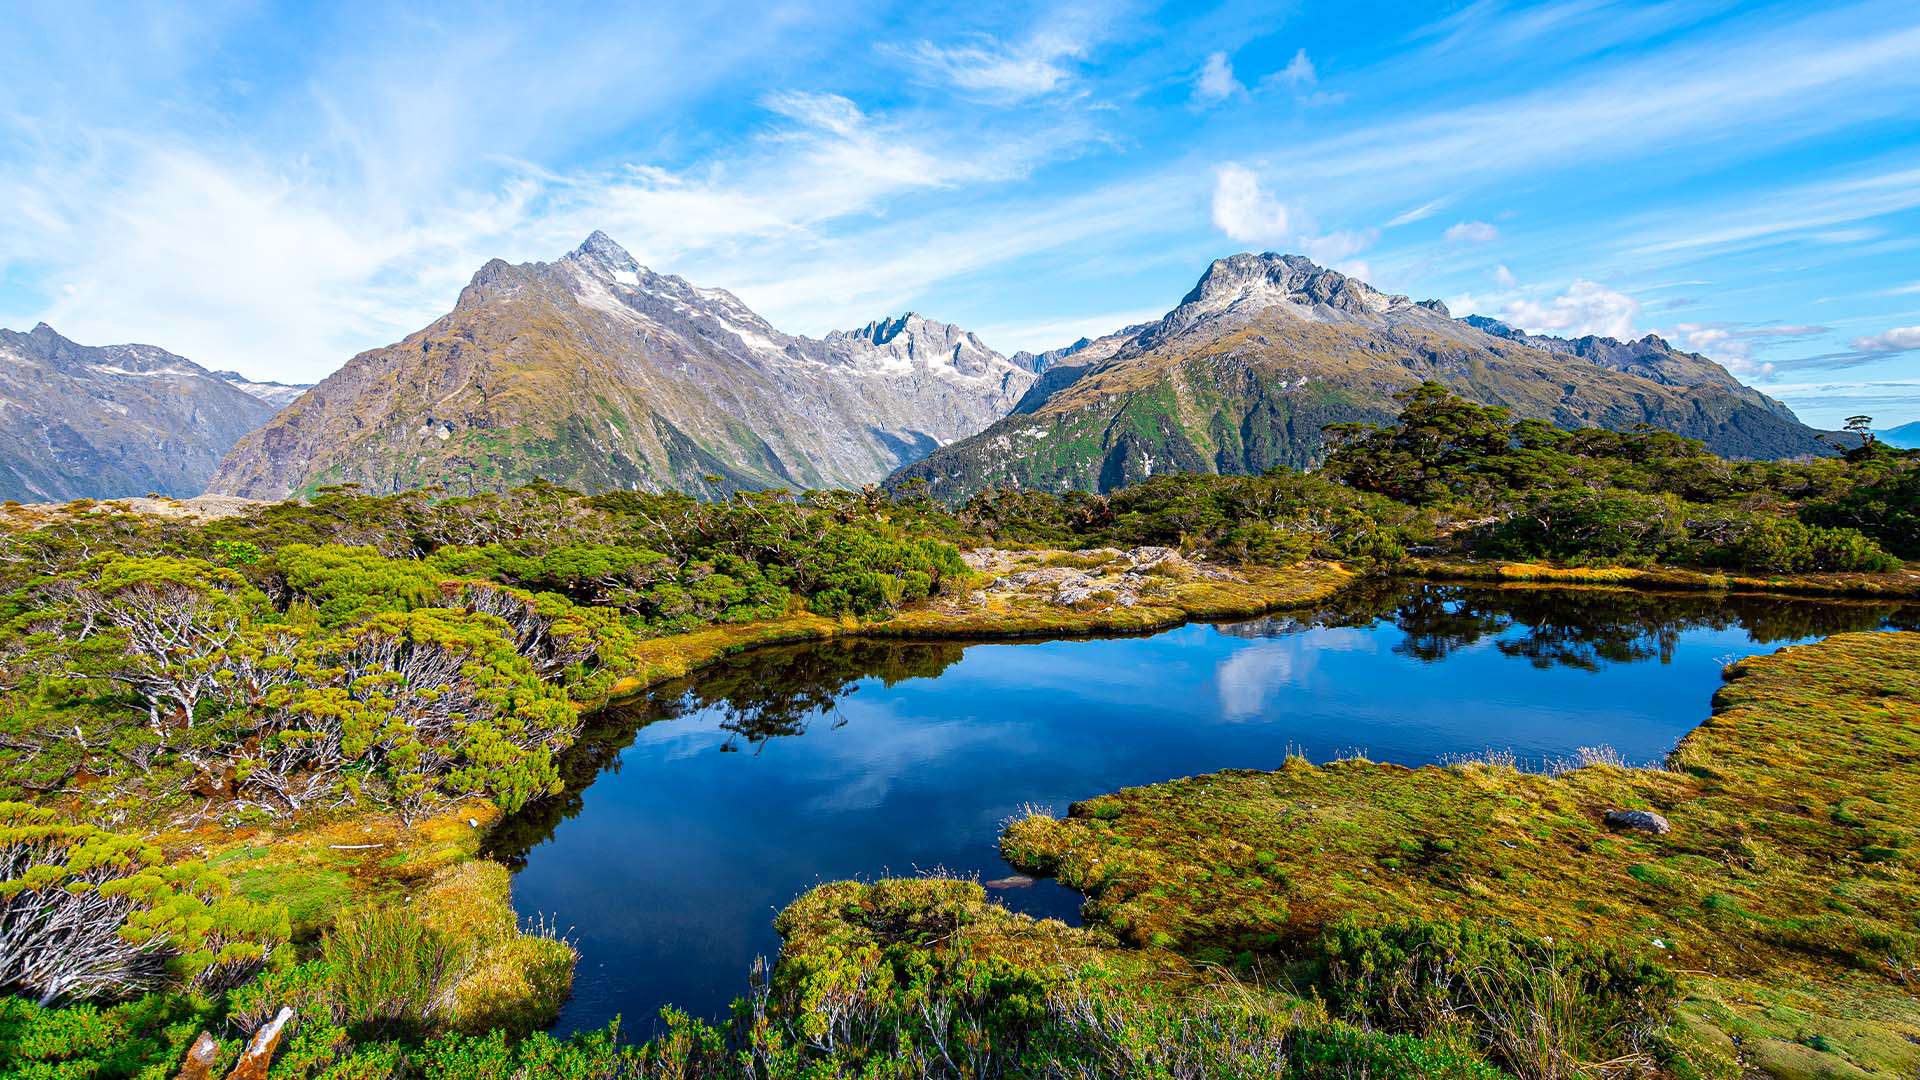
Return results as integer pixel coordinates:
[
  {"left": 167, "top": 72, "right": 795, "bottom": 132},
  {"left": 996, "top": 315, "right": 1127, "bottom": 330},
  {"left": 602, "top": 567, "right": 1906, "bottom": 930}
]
[
  {"left": 0, "top": 323, "right": 286, "bottom": 501},
  {"left": 1878, "top": 420, "right": 1920, "bottom": 449}
]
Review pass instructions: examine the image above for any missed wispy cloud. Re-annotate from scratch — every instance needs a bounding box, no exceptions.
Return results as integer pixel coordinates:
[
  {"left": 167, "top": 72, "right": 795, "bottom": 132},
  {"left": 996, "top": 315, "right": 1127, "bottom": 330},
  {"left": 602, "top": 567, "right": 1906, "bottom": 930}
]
[
  {"left": 894, "top": 7, "right": 1111, "bottom": 104},
  {"left": 1754, "top": 379, "right": 1920, "bottom": 417},
  {"left": 1252, "top": 9, "right": 1920, "bottom": 204},
  {"left": 1263, "top": 48, "right": 1318, "bottom": 89},
  {"left": 1408, "top": 0, "right": 1730, "bottom": 62},
  {"left": 1668, "top": 322, "right": 1832, "bottom": 376},
  {"left": 972, "top": 307, "right": 1166, "bottom": 354},
  {"left": 1385, "top": 199, "right": 1447, "bottom": 227},
  {"left": 1621, "top": 165, "right": 1920, "bottom": 260}
]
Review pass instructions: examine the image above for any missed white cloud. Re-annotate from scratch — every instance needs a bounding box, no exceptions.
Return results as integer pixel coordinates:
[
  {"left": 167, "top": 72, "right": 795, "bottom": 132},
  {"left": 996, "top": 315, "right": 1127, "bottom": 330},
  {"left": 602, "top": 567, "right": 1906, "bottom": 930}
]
[
  {"left": 973, "top": 307, "right": 1167, "bottom": 354},
  {"left": 1210, "top": 164, "right": 1292, "bottom": 243},
  {"left": 1192, "top": 51, "right": 1245, "bottom": 104},
  {"left": 1492, "top": 264, "right": 1518, "bottom": 288},
  {"left": 1852, "top": 326, "right": 1920, "bottom": 352},
  {"left": 1503, "top": 280, "right": 1639, "bottom": 340},
  {"left": 1255, "top": 48, "right": 1331, "bottom": 105},
  {"left": 1206, "top": 164, "right": 1378, "bottom": 274},
  {"left": 1444, "top": 220, "right": 1499, "bottom": 244}
]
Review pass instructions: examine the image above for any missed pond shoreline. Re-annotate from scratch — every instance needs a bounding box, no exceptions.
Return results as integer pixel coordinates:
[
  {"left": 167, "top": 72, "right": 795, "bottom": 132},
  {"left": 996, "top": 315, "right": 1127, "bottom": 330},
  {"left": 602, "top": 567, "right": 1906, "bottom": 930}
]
[
  {"left": 185, "top": 555, "right": 1920, "bottom": 1066},
  {"left": 592, "top": 553, "right": 1920, "bottom": 713}
]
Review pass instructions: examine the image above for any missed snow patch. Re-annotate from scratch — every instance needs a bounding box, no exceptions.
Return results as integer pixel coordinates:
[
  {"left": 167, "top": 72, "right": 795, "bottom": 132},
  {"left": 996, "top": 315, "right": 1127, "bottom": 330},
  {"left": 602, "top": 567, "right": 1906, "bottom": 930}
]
[
  {"left": 714, "top": 317, "right": 783, "bottom": 355},
  {"left": 85, "top": 364, "right": 195, "bottom": 378}
]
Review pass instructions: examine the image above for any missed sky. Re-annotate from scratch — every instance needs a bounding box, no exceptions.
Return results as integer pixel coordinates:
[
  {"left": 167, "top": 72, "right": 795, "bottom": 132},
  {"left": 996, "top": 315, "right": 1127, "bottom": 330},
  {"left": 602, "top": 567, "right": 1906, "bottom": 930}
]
[{"left": 2, "top": 0, "right": 1918, "bottom": 427}]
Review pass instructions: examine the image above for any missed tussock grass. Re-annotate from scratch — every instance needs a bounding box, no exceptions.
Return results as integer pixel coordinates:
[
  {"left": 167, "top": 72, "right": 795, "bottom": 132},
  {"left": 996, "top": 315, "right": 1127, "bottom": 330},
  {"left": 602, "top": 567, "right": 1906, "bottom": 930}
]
[{"left": 994, "top": 631, "right": 1920, "bottom": 1076}]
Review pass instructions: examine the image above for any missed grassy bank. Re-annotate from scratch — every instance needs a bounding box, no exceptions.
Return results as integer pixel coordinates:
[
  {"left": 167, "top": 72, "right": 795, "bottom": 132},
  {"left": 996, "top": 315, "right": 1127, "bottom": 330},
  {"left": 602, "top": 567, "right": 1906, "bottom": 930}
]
[
  {"left": 991, "top": 629, "right": 1920, "bottom": 1077},
  {"left": 605, "top": 556, "right": 1356, "bottom": 701},
  {"left": 1408, "top": 556, "right": 1920, "bottom": 599}
]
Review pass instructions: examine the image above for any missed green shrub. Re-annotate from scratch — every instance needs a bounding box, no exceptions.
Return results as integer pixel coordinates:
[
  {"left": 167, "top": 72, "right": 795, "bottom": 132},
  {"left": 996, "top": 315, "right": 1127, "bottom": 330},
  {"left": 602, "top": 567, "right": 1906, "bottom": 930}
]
[
  {"left": 1704, "top": 517, "right": 1899, "bottom": 573},
  {"left": 1313, "top": 919, "right": 1678, "bottom": 1079},
  {"left": 0, "top": 992, "right": 216, "bottom": 1080}
]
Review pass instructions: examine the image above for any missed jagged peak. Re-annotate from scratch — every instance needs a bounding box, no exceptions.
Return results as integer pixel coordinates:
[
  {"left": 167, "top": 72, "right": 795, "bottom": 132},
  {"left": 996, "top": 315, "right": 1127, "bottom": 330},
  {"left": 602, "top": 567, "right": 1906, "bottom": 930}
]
[
  {"left": 1176, "top": 252, "right": 1404, "bottom": 318},
  {"left": 1462, "top": 317, "right": 1683, "bottom": 359},
  {"left": 1462, "top": 314, "right": 1524, "bottom": 339},
  {"left": 838, "top": 312, "right": 986, "bottom": 351},
  {"left": 570, "top": 230, "right": 638, "bottom": 268},
  {"left": 12, "top": 321, "right": 78, "bottom": 350},
  {"left": 846, "top": 312, "right": 920, "bottom": 346}
]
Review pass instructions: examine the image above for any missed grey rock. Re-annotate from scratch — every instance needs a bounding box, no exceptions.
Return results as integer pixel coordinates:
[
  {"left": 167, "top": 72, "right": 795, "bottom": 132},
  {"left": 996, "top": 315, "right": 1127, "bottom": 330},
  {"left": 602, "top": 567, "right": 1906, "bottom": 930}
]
[{"left": 1604, "top": 809, "right": 1673, "bottom": 835}]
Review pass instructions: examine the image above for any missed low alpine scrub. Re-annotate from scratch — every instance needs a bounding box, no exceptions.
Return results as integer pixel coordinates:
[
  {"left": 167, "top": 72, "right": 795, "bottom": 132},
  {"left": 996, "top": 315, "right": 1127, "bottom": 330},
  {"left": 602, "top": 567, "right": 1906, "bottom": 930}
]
[{"left": 0, "top": 802, "right": 286, "bottom": 1006}]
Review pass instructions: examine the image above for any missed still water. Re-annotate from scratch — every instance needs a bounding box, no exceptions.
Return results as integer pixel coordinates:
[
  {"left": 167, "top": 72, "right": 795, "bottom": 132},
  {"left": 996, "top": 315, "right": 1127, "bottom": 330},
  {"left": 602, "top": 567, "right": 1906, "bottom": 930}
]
[{"left": 489, "top": 581, "right": 1917, "bottom": 1033}]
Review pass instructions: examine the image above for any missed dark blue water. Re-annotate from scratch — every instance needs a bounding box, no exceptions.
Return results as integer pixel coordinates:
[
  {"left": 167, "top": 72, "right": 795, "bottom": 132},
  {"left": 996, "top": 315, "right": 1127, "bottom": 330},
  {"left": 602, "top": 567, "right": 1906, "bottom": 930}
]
[{"left": 489, "top": 581, "right": 1916, "bottom": 1033}]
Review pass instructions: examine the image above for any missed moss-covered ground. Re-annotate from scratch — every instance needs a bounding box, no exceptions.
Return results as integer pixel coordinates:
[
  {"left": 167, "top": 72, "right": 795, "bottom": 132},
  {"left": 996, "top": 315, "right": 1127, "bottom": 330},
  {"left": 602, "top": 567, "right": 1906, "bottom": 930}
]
[{"left": 989, "top": 629, "right": 1920, "bottom": 1077}]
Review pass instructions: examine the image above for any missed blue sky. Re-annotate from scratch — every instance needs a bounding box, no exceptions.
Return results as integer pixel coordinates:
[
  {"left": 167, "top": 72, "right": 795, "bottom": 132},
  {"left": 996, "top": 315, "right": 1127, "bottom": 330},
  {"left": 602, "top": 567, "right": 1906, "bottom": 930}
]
[{"left": 2, "top": 0, "right": 1917, "bottom": 427}]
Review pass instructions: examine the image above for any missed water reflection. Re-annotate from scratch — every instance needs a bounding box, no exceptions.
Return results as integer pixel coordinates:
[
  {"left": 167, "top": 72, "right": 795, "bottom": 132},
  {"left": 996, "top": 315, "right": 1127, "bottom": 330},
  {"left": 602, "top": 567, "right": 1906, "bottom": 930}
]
[
  {"left": 492, "top": 581, "right": 1916, "bottom": 1032},
  {"left": 1225, "top": 581, "right": 1918, "bottom": 670}
]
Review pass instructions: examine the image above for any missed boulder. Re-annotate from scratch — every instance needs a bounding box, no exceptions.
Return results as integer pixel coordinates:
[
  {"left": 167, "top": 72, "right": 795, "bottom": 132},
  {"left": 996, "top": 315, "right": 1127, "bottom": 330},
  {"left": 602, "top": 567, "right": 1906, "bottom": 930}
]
[{"left": 1604, "top": 809, "right": 1672, "bottom": 835}]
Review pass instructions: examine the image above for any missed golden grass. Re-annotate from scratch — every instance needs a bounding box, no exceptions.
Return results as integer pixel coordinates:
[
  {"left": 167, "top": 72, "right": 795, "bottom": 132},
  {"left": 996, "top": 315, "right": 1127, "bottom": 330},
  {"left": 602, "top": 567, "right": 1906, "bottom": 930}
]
[{"left": 1411, "top": 557, "right": 1920, "bottom": 598}]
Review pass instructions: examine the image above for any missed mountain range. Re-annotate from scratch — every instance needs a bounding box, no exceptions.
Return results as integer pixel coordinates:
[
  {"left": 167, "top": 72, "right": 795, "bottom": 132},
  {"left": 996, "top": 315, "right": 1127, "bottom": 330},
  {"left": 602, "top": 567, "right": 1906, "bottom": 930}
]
[
  {"left": 1877, "top": 421, "right": 1920, "bottom": 449},
  {"left": 0, "top": 323, "right": 304, "bottom": 502},
  {"left": 889, "top": 253, "right": 1831, "bottom": 498},
  {"left": 1, "top": 237, "right": 1836, "bottom": 505},
  {"left": 209, "top": 233, "right": 1033, "bottom": 499}
]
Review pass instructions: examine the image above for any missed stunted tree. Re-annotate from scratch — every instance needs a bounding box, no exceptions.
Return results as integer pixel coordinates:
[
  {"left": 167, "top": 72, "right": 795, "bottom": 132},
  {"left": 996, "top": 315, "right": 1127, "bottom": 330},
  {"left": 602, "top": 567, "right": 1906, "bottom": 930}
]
[
  {"left": 251, "top": 609, "right": 574, "bottom": 820},
  {"left": 1322, "top": 383, "right": 1522, "bottom": 506},
  {"left": 60, "top": 557, "right": 265, "bottom": 738},
  {"left": 0, "top": 802, "right": 286, "bottom": 1004},
  {"left": 1844, "top": 415, "right": 1876, "bottom": 447}
]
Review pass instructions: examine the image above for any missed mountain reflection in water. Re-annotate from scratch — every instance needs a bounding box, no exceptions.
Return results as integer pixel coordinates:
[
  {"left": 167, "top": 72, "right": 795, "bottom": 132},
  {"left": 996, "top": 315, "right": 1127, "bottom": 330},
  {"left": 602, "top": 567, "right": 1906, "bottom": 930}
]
[{"left": 490, "top": 581, "right": 1917, "bottom": 1034}]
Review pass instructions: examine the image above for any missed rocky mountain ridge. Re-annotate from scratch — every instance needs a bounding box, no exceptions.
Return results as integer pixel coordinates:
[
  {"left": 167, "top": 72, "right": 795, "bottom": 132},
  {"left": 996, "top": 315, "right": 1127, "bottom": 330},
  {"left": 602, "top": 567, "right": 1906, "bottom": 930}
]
[
  {"left": 0, "top": 323, "right": 287, "bottom": 501},
  {"left": 210, "top": 233, "right": 1034, "bottom": 499},
  {"left": 889, "top": 252, "right": 1833, "bottom": 499}
]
